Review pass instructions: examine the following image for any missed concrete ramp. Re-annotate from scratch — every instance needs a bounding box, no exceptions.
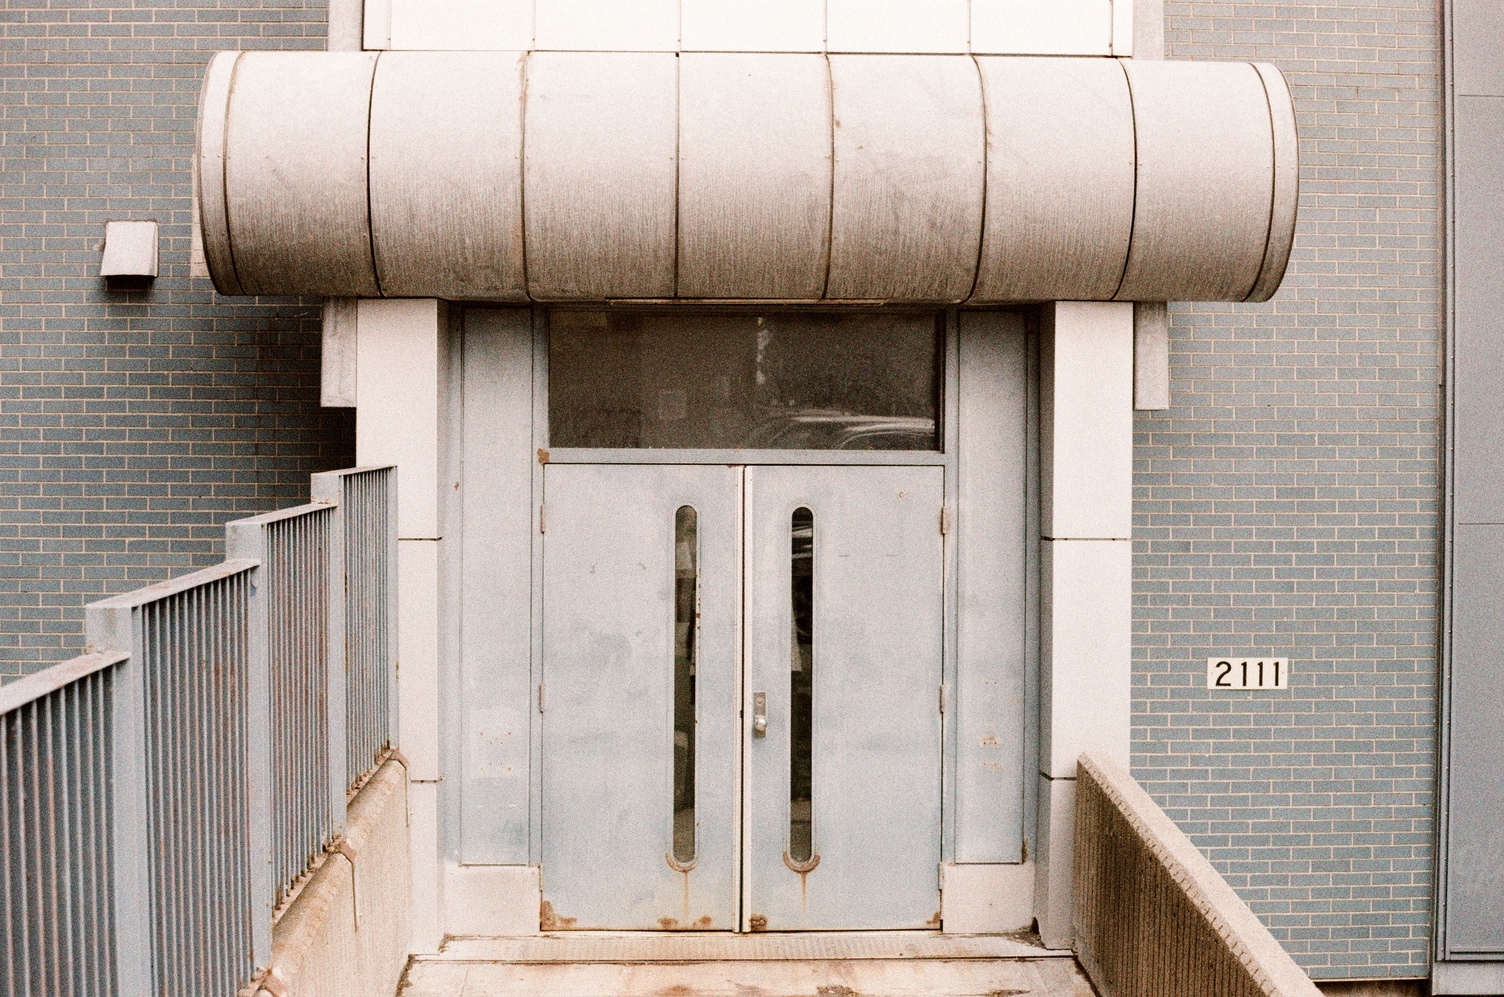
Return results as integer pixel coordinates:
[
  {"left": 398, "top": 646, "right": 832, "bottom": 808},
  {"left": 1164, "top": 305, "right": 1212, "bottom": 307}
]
[{"left": 399, "top": 932, "right": 1095, "bottom": 997}]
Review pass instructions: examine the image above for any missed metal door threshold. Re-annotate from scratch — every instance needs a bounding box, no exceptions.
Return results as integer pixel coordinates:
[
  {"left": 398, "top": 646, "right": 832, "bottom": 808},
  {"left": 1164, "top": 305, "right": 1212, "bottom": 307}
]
[{"left": 428, "top": 931, "right": 1069, "bottom": 963}]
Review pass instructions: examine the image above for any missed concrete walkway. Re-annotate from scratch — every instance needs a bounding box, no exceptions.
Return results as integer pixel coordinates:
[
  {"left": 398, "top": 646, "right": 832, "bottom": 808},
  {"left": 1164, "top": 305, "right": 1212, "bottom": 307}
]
[{"left": 398, "top": 932, "right": 1096, "bottom": 997}]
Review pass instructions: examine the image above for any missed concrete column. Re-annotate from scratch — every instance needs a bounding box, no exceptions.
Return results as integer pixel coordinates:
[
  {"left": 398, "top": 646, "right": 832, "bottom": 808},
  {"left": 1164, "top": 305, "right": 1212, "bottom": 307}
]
[
  {"left": 1033, "top": 301, "right": 1134, "bottom": 949},
  {"left": 355, "top": 297, "right": 448, "bottom": 954}
]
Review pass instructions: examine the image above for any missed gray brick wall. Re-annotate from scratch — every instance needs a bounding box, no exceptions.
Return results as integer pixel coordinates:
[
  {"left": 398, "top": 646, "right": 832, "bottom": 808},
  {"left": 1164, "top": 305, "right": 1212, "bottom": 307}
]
[
  {"left": 1137, "top": 0, "right": 1442, "bottom": 980},
  {"left": 0, "top": 0, "right": 351, "bottom": 677}
]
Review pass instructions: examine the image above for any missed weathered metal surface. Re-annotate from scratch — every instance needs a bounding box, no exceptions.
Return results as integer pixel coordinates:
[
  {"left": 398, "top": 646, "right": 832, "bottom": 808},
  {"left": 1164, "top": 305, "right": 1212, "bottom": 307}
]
[
  {"left": 954, "top": 313, "right": 1029, "bottom": 862},
  {"left": 311, "top": 466, "right": 399, "bottom": 792},
  {"left": 1246, "top": 62, "right": 1301, "bottom": 304},
  {"left": 540, "top": 464, "right": 741, "bottom": 929},
  {"left": 1073, "top": 753, "right": 1325, "bottom": 997},
  {"left": 1114, "top": 60, "right": 1276, "bottom": 302},
  {"left": 523, "top": 51, "right": 678, "bottom": 299},
  {"left": 229, "top": 504, "right": 337, "bottom": 911},
  {"left": 222, "top": 52, "right": 379, "bottom": 296},
  {"left": 369, "top": 52, "right": 527, "bottom": 300},
  {"left": 972, "top": 56, "right": 1135, "bottom": 302},
  {"left": 195, "top": 50, "right": 243, "bottom": 295},
  {"left": 826, "top": 55, "right": 984, "bottom": 302},
  {"left": 1, "top": 655, "right": 125, "bottom": 997},
  {"left": 458, "top": 311, "right": 534, "bottom": 863},
  {"left": 678, "top": 53, "right": 832, "bottom": 299},
  {"left": 89, "top": 560, "right": 262, "bottom": 997},
  {"left": 744, "top": 465, "right": 944, "bottom": 929},
  {"left": 199, "top": 52, "right": 1298, "bottom": 304},
  {"left": 0, "top": 467, "right": 404, "bottom": 996}
]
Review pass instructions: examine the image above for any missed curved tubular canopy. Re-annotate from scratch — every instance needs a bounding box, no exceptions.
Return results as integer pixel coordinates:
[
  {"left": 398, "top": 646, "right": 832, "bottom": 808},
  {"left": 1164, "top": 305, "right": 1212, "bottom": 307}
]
[{"left": 196, "top": 50, "right": 1298, "bottom": 303}]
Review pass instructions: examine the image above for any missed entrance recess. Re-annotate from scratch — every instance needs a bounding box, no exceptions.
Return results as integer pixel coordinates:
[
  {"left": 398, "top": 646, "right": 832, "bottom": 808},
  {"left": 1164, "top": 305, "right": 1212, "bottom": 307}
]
[{"left": 540, "top": 463, "right": 944, "bottom": 931}]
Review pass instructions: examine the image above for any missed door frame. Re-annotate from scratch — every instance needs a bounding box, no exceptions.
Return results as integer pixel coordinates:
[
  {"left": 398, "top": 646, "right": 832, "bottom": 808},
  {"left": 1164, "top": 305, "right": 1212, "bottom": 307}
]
[
  {"left": 526, "top": 306, "right": 964, "bottom": 877},
  {"left": 514, "top": 306, "right": 1042, "bottom": 917}
]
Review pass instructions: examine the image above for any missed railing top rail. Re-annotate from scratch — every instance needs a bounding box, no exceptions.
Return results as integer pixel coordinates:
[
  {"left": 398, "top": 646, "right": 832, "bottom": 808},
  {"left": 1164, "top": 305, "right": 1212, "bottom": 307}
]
[
  {"left": 310, "top": 465, "right": 396, "bottom": 503},
  {"left": 226, "top": 501, "right": 336, "bottom": 530},
  {"left": 0, "top": 651, "right": 129, "bottom": 716},
  {"left": 87, "top": 558, "right": 259, "bottom": 612},
  {"left": 310, "top": 464, "right": 395, "bottom": 479}
]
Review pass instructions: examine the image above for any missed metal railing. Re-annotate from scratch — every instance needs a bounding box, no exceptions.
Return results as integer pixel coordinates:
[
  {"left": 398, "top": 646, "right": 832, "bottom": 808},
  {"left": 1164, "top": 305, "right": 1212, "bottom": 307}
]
[
  {"left": 0, "top": 464, "right": 399, "bottom": 997},
  {"left": 313, "top": 466, "right": 398, "bottom": 790},
  {"left": 86, "top": 561, "right": 262, "bottom": 997},
  {"left": 229, "top": 504, "right": 338, "bottom": 908},
  {"left": 0, "top": 652, "right": 126, "bottom": 997},
  {"left": 1073, "top": 753, "right": 1324, "bottom": 997}
]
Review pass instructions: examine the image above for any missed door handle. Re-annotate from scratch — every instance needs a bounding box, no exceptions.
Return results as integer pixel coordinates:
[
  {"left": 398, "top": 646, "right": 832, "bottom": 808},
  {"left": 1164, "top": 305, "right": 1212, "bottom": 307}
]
[{"left": 753, "top": 692, "right": 767, "bottom": 737}]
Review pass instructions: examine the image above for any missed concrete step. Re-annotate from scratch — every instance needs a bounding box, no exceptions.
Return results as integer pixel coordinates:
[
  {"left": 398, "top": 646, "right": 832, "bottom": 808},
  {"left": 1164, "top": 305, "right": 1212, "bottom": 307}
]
[{"left": 399, "top": 932, "right": 1096, "bottom": 997}]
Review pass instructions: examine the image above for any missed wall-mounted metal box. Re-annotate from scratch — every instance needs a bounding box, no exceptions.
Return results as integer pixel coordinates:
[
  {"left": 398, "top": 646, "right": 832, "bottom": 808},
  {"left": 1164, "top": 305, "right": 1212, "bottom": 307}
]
[{"left": 100, "top": 220, "right": 159, "bottom": 278}]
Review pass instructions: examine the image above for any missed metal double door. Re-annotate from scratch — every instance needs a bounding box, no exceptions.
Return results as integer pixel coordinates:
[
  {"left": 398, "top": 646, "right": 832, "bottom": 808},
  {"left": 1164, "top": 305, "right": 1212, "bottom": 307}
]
[{"left": 540, "top": 463, "right": 944, "bottom": 931}]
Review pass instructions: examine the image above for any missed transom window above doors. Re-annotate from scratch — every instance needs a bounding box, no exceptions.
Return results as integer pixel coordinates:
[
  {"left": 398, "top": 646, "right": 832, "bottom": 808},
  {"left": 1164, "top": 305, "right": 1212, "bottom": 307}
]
[{"left": 547, "top": 310, "right": 943, "bottom": 451}]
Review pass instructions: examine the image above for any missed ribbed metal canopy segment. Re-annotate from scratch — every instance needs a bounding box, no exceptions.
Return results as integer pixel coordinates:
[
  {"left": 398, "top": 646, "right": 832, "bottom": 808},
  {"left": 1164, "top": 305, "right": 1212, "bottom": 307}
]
[{"left": 196, "top": 51, "right": 1298, "bottom": 303}]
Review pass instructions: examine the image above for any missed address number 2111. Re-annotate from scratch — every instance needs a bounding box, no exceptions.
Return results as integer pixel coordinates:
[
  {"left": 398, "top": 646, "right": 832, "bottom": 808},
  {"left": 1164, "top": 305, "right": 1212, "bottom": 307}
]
[{"left": 1206, "top": 657, "right": 1288, "bottom": 690}]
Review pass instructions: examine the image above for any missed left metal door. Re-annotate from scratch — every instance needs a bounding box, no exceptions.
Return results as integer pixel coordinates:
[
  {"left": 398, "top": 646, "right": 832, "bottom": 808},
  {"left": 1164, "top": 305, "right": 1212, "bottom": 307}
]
[{"left": 540, "top": 463, "right": 741, "bottom": 930}]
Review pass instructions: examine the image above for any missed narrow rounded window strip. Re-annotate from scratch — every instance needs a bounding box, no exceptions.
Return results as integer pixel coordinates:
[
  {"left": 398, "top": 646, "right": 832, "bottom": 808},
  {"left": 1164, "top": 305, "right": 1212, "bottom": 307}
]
[
  {"left": 789, "top": 507, "right": 815, "bottom": 864},
  {"left": 672, "top": 506, "right": 699, "bottom": 865}
]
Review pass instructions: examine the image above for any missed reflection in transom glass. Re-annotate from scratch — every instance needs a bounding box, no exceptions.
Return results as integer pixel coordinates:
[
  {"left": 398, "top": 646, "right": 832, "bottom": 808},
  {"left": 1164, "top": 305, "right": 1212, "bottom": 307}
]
[{"left": 547, "top": 311, "right": 941, "bottom": 450}]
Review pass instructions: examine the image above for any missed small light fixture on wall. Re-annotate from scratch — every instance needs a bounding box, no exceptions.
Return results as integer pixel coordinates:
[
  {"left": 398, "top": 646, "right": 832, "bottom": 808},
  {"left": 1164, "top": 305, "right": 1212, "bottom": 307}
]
[{"left": 99, "top": 220, "right": 159, "bottom": 279}]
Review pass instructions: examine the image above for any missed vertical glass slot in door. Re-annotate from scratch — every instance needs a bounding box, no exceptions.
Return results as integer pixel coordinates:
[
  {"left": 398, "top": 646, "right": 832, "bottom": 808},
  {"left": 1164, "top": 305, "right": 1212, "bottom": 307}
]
[
  {"left": 673, "top": 506, "right": 698, "bottom": 865},
  {"left": 789, "top": 507, "right": 815, "bottom": 866}
]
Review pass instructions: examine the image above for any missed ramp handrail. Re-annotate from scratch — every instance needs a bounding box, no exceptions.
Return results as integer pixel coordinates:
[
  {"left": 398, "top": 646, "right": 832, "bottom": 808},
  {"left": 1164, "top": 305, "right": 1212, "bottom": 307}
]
[{"left": 0, "top": 465, "right": 399, "bottom": 997}]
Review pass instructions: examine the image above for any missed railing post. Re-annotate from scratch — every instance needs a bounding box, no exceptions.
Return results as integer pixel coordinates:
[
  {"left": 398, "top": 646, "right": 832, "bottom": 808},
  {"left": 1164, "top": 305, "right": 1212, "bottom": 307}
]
[
  {"left": 226, "top": 523, "right": 276, "bottom": 973},
  {"left": 84, "top": 603, "right": 154, "bottom": 997},
  {"left": 311, "top": 471, "right": 349, "bottom": 837},
  {"left": 387, "top": 465, "right": 400, "bottom": 752}
]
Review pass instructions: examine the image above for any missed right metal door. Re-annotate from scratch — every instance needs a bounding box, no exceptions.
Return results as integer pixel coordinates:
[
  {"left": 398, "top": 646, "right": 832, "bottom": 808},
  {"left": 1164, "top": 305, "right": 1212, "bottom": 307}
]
[{"left": 743, "top": 464, "right": 945, "bottom": 930}]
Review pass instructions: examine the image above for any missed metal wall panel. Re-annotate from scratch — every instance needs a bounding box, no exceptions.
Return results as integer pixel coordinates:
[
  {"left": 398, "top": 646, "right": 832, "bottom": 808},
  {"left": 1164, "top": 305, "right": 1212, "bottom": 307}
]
[
  {"left": 971, "top": 57, "right": 1134, "bottom": 302},
  {"left": 677, "top": 53, "right": 832, "bottom": 299},
  {"left": 1454, "top": 0, "right": 1504, "bottom": 98},
  {"left": 195, "top": 51, "right": 243, "bottom": 295},
  {"left": 1114, "top": 60, "right": 1274, "bottom": 302},
  {"left": 222, "top": 52, "right": 379, "bottom": 296},
  {"left": 460, "top": 310, "right": 535, "bottom": 864},
  {"left": 1443, "top": 0, "right": 1504, "bottom": 961},
  {"left": 532, "top": 0, "right": 679, "bottom": 52},
  {"left": 1452, "top": 99, "right": 1504, "bottom": 526},
  {"left": 954, "top": 313, "right": 1029, "bottom": 863},
  {"left": 679, "top": 0, "right": 824, "bottom": 52},
  {"left": 522, "top": 52, "right": 678, "bottom": 299},
  {"left": 370, "top": 52, "right": 527, "bottom": 300},
  {"left": 826, "top": 0, "right": 969, "bottom": 53},
  {"left": 970, "top": 0, "right": 1114, "bottom": 56},
  {"left": 826, "top": 55, "right": 984, "bottom": 302},
  {"left": 1446, "top": 526, "right": 1504, "bottom": 953}
]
